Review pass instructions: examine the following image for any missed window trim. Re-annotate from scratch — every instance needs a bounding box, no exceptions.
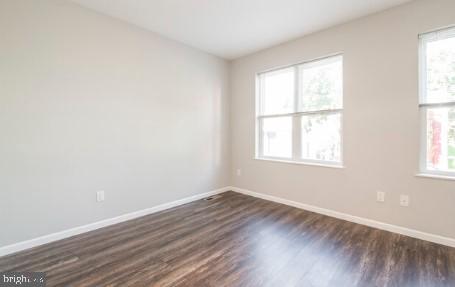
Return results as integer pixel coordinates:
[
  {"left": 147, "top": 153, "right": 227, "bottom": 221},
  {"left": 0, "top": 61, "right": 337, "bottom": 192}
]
[
  {"left": 419, "top": 26, "right": 455, "bottom": 176},
  {"left": 255, "top": 54, "right": 344, "bottom": 167}
]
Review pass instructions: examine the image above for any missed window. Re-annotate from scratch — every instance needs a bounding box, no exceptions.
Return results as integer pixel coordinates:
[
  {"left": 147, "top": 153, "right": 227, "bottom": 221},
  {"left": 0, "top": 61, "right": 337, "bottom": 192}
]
[
  {"left": 256, "top": 55, "right": 343, "bottom": 166},
  {"left": 420, "top": 26, "right": 455, "bottom": 176}
]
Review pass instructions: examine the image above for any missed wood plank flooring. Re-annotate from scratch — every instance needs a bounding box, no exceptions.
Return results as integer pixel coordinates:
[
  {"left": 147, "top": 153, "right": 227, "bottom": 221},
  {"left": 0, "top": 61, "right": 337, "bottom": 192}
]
[{"left": 1, "top": 191, "right": 454, "bottom": 287}]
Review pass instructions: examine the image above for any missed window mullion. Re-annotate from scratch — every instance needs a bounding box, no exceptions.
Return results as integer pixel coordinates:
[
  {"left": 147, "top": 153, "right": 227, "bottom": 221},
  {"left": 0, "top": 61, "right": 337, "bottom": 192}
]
[
  {"left": 293, "top": 115, "right": 301, "bottom": 161},
  {"left": 294, "top": 66, "right": 299, "bottom": 114},
  {"left": 419, "top": 102, "right": 455, "bottom": 108},
  {"left": 293, "top": 66, "right": 301, "bottom": 160},
  {"left": 257, "top": 117, "right": 263, "bottom": 158}
]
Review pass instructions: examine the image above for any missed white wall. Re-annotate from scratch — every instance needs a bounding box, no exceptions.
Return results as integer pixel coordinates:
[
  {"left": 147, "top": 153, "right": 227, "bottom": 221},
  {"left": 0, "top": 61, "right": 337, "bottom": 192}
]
[
  {"left": 2, "top": 0, "right": 455, "bottom": 249},
  {"left": 231, "top": 0, "right": 455, "bottom": 239},
  {"left": 0, "top": 0, "right": 230, "bottom": 246}
]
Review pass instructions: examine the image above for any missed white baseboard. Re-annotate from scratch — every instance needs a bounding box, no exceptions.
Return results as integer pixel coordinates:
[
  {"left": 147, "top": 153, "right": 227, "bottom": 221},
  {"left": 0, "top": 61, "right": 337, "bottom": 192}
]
[
  {"left": 3, "top": 186, "right": 453, "bottom": 257},
  {"left": 230, "top": 186, "right": 455, "bottom": 248},
  {"left": 0, "top": 187, "right": 231, "bottom": 257}
]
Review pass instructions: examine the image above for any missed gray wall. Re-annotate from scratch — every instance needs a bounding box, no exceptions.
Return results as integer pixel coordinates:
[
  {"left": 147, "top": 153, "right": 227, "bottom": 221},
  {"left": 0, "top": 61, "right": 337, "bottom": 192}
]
[
  {"left": 0, "top": 0, "right": 230, "bottom": 246},
  {"left": 230, "top": 0, "right": 455, "bottom": 239}
]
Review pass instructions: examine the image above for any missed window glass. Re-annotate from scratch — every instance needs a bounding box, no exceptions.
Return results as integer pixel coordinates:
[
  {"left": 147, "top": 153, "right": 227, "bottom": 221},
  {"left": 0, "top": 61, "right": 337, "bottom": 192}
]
[
  {"left": 301, "top": 113, "right": 341, "bottom": 162},
  {"left": 261, "top": 117, "right": 292, "bottom": 158},
  {"left": 299, "top": 58, "right": 342, "bottom": 112},
  {"left": 424, "top": 37, "right": 455, "bottom": 103},
  {"left": 425, "top": 107, "right": 455, "bottom": 172},
  {"left": 260, "top": 68, "right": 295, "bottom": 115}
]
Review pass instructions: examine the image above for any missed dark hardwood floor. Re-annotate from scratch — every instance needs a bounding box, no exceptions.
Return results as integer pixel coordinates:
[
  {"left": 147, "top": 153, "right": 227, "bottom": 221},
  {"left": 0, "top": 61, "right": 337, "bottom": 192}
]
[{"left": 1, "top": 191, "right": 454, "bottom": 287}]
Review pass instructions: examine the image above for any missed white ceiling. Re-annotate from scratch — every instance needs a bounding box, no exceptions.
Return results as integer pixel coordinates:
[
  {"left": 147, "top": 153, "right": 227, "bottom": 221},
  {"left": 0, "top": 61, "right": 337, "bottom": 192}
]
[{"left": 70, "top": 0, "right": 412, "bottom": 59}]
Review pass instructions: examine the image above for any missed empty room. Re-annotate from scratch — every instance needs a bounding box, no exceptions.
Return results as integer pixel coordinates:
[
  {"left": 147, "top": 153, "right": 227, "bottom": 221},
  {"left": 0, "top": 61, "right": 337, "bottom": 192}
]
[{"left": 1, "top": 0, "right": 455, "bottom": 286}]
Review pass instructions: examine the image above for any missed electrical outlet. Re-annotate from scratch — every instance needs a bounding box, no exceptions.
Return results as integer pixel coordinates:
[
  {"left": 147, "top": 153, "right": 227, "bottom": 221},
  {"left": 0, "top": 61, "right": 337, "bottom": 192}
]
[
  {"left": 236, "top": 169, "right": 242, "bottom": 176},
  {"left": 96, "top": 190, "right": 105, "bottom": 202},
  {"left": 376, "top": 191, "right": 385, "bottom": 202},
  {"left": 400, "top": 195, "right": 409, "bottom": 207}
]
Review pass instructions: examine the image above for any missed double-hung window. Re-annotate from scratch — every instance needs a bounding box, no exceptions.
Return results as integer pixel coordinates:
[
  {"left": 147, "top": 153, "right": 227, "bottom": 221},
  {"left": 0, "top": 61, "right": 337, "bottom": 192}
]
[
  {"left": 419, "top": 27, "right": 455, "bottom": 176},
  {"left": 256, "top": 55, "right": 343, "bottom": 166}
]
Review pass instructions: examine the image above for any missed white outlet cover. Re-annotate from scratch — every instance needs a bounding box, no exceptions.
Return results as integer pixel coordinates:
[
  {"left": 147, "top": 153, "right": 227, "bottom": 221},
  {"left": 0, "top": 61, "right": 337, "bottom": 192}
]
[
  {"left": 400, "top": 195, "right": 409, "bottom": 207},
  {"left": 376, "top": 191, "right": 385, "bottom": 202},
  {"left": 97, "top": 190, "right": 105, "bottom": 202},
  {"left": 236, "top": 169, "right": 242, "bottom": 176}
]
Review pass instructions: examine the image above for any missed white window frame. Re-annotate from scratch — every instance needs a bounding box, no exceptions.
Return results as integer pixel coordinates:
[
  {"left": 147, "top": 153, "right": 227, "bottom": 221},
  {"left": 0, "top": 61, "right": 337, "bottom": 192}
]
[
  {"left": 419, "top": 26, "right": 455, "bottom": 177},
  {"left": 255, "top": 54, "right": 343, "bottom": 167}
]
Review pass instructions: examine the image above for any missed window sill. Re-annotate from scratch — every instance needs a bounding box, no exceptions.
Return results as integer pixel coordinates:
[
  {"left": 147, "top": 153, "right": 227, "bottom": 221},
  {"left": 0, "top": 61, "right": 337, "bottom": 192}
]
[
  {"left": 415, "top": 173, "right": 455, "bottom": 181},
  {"left": 254, "top": 157, "right": 344, "bottom": 169}
]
